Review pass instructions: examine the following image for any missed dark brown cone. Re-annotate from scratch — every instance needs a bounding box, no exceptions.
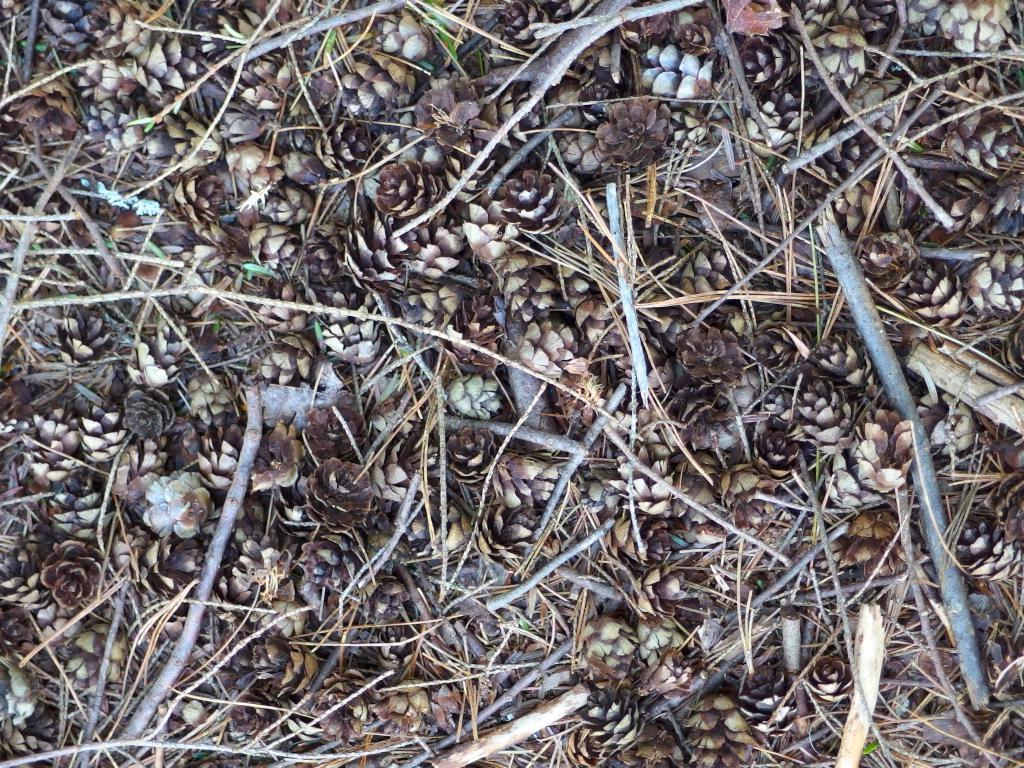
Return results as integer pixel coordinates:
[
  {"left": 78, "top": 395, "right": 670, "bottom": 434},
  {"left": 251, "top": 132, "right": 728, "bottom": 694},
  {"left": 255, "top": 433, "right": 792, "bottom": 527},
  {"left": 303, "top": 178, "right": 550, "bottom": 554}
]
[
  {"left": 299, "top": 535, "right": 363, "bottom": 592},
  {"left": 375, "top": 161, "right": 441, "bottom": 220},
  {"left": 494, "top": 170, "right": 562, "bottom": 233},
  {"left": 0, "top": 608, "right": 35, "bottom": 655},
  {"left": 445, "top": 426, "right": 496, "bottom": 483},
  {"left": 859, "top": 230, "right": 919, "bottom": 289},
  {"left": 580, "top": 614, "right": 639, "bottom": 681},
  {"left": 832, "top": 508, "right": 903, "bottom": 575},
  {"left": 304, "top": 402, "right": 364, "bottom": 463},
  {"left": 305, "top": 459, "right": 377, "bottom": 533},
  {"left": 811, "top": 334, "right": 873, "bottom": 389},
  {"left": 943, "top": 111, "right": 1018, "bottom": 169},
  {"left": 248, "top": 637, "right": 318, "bottom": 696},
  {"left": 124, "top": 389, "right": 175, "bottom": 439},
  {"left": 56, "top": 313, "right": 110, "bottom": 364},
  {"left": 40, "top": 540, "right": 101, "bottom": 609},
  {"left": 251, "top": 422, "right": 303, "bottom": 491},
  {"left": 683, "top": 693, "right": 757, "bottom": 768},
  {"left": 738, "top": 662, "right": 794, "bottom": 735},
  {"left": 990, "top": 173, "right": 1024, "bottom": 235},
  {"left": 966, "top": 251, "right": 1024, "bottom": 319},
  {"left": 806, "top": 656, "right": 853, "bottom": 701},
  {"left": 957, "top": 520, "right": 1022, "bottom": 580},
  {"left": 569, "top": 688, "right": 645, "bottom": 764},
  {"left": 676, "top": 326, "right": 744, "bottom": 385},
  {"left": 753, "top": 418, "right": 799, "bottom": 479},
  {"left": 595, "top": 98, "right": 673, "bottom": 167}
]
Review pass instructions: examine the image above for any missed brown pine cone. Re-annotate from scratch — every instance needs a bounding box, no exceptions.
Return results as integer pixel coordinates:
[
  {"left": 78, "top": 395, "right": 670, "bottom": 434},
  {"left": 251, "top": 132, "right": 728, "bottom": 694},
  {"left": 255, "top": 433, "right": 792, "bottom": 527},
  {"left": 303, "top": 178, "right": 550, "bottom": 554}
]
[
  {"left": 0, "top": 547, "right": 43, "bottom": 607},
  {"left": 850, "top": 409, "right": 914, "bottom": 494},
  {"left": 140, "top": 534, "right": 201, "bottom": 598},
  {"left": 1002, "top": 322, "right": 1024, "bottom": 376},
  {"left": 0, "top": 609, "right": 34, "bottom": 656},
  {"left": 615, "top": 724, "right": 686, "bottom": 768},
  {"left": 305, "top": 459, "right": 376, "bottom": 533},
  {"left": 304, "top": 403, "right": 364, "bottom": 464},
  {"left": 446, "top": 427, "right": 496, "bottom": 483},
  {"left": 247, "top": 637, "right": 318, "bottom": 696},
  {"left": 375, "top": 160, "right": 441, "bottom": 219},
  {"left": 753, "top": 418, "right": 799, "bottom": 479},
  {"left": 251, "top": 422, "right": 303, "bottom": 491},
  {"left": 676, "top": 326, "right": 744, "bottom": 385},
  {"left": 739, "top": 33, "right": 800, "bottom": 91},
  {"left": 832, "top": 508, "right": 903, "bottom": 575},
  {"left": 491, "top": 454, "right": 556, "bottom": 510},
  {"left": 569, "top": 688, "right": 645, "bottom": 764},
  {"left": 581, "top": 614, "right": 639, "bottom": 681},
  {"left": 684, "top": 693, "right": 757, "bottom": 768},
  {"left": 78, "top": 407, "right": 128, "bottom": 463},
  {"left": 377, "top": 10, "right": 434, "bottom": 60},
  {"left": 339, "top": 54, "right": 414, "bottom": 119},
  {"left": 957, "top": 520, "right": 1022, "bottom": 580},
  {"left": 990, "top": 173, "right": 1024, "bottom": 235},
  {"left": 738, "top": 662, "right": 794, "bottom": 735},
  {"left": 811, "top": 334, "right": 873, "bottom": 388},
  {"left": 447, "top": 375, "right": 502, "bottom": 419},
  {"left": 61, "top": 623, "right": 126, "bottom": 689},
  {"left": 595, "top": 98, "right": 673, "bottom": 167},
  {"left": 187, "top": 374, "right": 235, "bottom": 427},
  {"left": 939, "top": 0, "right": 1012, "bottom": 52},
  {"left": 814, "top": 23, "right": 867, "bottom": 89},
  {"left": 943, "top": 110, "right": 1018, "bottom": 169},
  {"left": 806, "top": 656, "right": 853, "bottom": 701},
  {"left": 40, "top": 541, "right": 101, "bottom": 609},
  {"left": 299, "top": 535, "right": 363, "bottom": 592},
  {"left": 56, "top": 313, "right": 110, "bottom": 364},
  {"left": 640, "top": 43, "right": 714, "bottom": 100},
  {"left": 859, "top": 230, "right": 919, "bottom": 289},
  {"left": 494, "top": 170, "right": 562, "bottom": 233},
  {"left": 143, "top": 472, "right": 212, "bottom": 539},
  {"left": 966, "top": 251, "right": 1024, "bottom": 318},
  {"left": 124, "top": 389, "right": 175, "bottom": 438}
]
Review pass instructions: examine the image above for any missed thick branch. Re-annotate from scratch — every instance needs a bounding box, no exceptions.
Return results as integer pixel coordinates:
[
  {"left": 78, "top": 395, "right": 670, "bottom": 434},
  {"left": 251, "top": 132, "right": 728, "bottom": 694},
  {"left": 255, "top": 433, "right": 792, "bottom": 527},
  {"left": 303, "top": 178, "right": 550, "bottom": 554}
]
[{"left": 124, "top": 386, "right": 264, "bottom": 736}]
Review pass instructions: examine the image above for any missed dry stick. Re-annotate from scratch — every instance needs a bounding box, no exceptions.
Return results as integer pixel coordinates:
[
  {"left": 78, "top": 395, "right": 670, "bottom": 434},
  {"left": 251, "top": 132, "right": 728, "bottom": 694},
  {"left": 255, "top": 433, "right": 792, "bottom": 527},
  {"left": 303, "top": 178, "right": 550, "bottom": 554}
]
[
  {"left": 532, "top": 382, "right": 629, "bottom": 544},
  {"left": 75, "top": 581, "right": 130, "bottom": 768},
  {"left": 434, "top": 684, "right": 590, "bottom": 768},
  {"left": 835, "top": 603, "right": 885, "bottom": 768},
  {"left": 242, "top": 0, "right": 405, "bottom": 63},
  {"left": 781, "top": 107, "right": 895, "bottom": 176},
  {"left": 392, "top": 639, "right": 575, "bottom": 768},
  {"left": 485, "top": 518, "right": 616, "bottom": 612},
  {"left": 21, "top": 0, "right": 40, "bottom": 81},
  {"left": 484, "top": 110, "right": 577, "bottom": 196},
  {"left": 27, "top": 151, "right": 125, "bottom": 282},
  {"left": 446, "top": 417, "right": 585, "bottom": 455},
  {"left": 607, "top": 183, "right": 650, "bottom": 402},
  {"left": 818, "top": 218, "right": 990, "bottom": 709},
  {"left": 791, "top": 8, "right": 955, "bottom": 229},
  {"left": 357, "top": 473, "right": 422, "bottom": 589},
  {"left": 393, "top": 0, "right": 640, "bottom": 239},
  {"left": 0, "top": 136, "right": 82, "bottom": 370},
  {"left": 124, "top": 386, "right": 263, "bottom": 737},
  {"left": 692, "top": 89, "right": 941, "bottom": 328}
]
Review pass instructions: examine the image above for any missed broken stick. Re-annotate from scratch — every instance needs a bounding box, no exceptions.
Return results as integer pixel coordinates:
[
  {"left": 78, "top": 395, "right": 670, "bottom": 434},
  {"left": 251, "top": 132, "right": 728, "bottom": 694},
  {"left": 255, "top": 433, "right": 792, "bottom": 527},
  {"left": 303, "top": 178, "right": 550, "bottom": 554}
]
[
  {"left": 433, "top": 684, "right": 590, "bottom": 768},
  {"left": 836, "top": 603, "right": 885, "bottom": 768}
]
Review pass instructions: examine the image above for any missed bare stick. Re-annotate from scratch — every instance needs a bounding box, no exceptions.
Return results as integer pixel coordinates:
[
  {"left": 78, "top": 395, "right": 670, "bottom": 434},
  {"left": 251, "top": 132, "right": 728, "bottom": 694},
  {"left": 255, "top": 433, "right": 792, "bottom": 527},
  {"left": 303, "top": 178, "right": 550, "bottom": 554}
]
[
  {"left": 446, "top": 417, "right": 585, "bottom": 455},
  {"left": 124, "top": 386, "right": 263, "bottom": 737},
  {"left": 485, "top": 518, "right": 615, "bottom": 611},
  {"left": 792, "top": 8, "right": 954, "bottom": 229},
  {"left": 75, "top": 581, "right": 130, "bottom": 768},
  {"left": 22, "top": 0, "right": 40, "bottom": 81},
  {"left": 0, "top": 137, "right": 82, "bottom": 370},
  {"left": 357, "top": 473, "right": 422, "bottom": 589},
  {"left": 485, "top": 111, "right": 577, "bottom": 196},
  {"left": 781, "top": 108, "right": 893, "bottom": 175},
  {"left": 242, "top": 0, "right": 405, "bottom": 63},
  {"left": 606, "top": 184, "right": 650, "bottom": 402},
  {"left": 818, "top": 218, "right": 989, "bottom": 708},
  {"left": 532, "top": 383, "right": 629, "bottom": 543},
  {"left": 835, "top": 604, "right": 885, "bottom": 768},
  {"left": 434, "top": 685, "right": 590, "bottom": 768}
]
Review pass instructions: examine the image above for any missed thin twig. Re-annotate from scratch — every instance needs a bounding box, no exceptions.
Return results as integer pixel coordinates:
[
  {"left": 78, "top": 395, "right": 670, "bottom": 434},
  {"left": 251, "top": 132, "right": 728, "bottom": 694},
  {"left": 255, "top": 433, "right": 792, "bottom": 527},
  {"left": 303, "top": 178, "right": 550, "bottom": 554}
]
[
  {"left": 124, "top": 386, "right": 264, "bottom": 737},
  {"left": 0, "top": 137, "right": 83, "bottom": 371},
  {"left": 357, "top": 473, "right": 422, "bottom": 589},
  {"left": 817, "top": 216, "right": 989, "bottom": 709},
  {"left": 791, "top": 8, "right": 954, "bottom": 229},
  {"left": 21, "top": 0, "right": 40, "bottom": 82},
  {"left": 532, "top": 383, "right": 629, "bottom": 544},
  {"left": 780, "top": 107, "right": 895, "bottom": 176},
  {"left": 606, "top": 183, "right": 649, "bottom": 402},
  {"left": 75, "top": 581, "right": 130, "bottom": 768},
  {"left": 485, "top": 518, "right": 616, "bottom": 611},
  {"left": 485, "top": 111, "right": 577, "bottom": 196},
  {"left": 445, "top": 417, "right": 585, "bottom": 455}
]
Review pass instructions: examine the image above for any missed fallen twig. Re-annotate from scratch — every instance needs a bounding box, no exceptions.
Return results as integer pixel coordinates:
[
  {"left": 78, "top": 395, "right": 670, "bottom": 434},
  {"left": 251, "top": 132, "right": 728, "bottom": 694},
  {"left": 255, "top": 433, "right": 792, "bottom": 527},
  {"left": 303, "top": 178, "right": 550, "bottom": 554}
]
[
  {"left": 485, "top": 111, "right": 577, "bottom": 196},
  {"left": 75, "top": 581, "right": 130, "bottom": 768},
  {"left": 835, "top": 603, "right": 885, "bottom": 768},
  {"left": 124, "top": 386, "right": 264, "bottom": 737},
  {"left": 606, "top": 183, "right": 650, "bottom": 403},
  {"left": 21, "top": 0, "right": 40, "bottom": 82},
  {"left": 532, "top": 382, "right": 629, "bottom": 544},
  {"left": 434, "top": 684, "right": 590, "bottom": 768},
  {"left": 792, "top": 8, "right": 954, "bottom": 229},
  {"left": 0, "top": 137, "right": 83, "bottom": 371},
  {"left": 485, "top": 518, "right": 615, "bottom": 611},
  {"left": 357, "top": 473, "right": 423, "bottom": 589},
  {"left": 445, "top": 417, "right": 585, "bottom": 455},
  {"left": 818, "top": 217, "right": 990, "bottom": 709}
]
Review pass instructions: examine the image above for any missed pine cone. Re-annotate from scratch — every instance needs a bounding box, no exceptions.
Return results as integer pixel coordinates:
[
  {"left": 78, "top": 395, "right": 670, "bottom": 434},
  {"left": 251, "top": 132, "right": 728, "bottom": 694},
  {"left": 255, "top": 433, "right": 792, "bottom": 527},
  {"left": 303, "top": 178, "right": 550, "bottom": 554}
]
[
  {"left": 196, "top": 425, "right": 243, "bottom": 491},
  {"left": 340, "top": 54, "right": 414, "bottom": 119},
  {"left": 143, "top": 472, "right": 212, "bottom": 538},
  {"left": 641, "top": 44, "right": 714, "bottom": 99},
  {"left": 740, "top": 34, "right": 800, "bottom": 91},
  {"left": 1003, "top": 322, "right": 1024, "bottom": 376},
  {"left": 299, "top": 535, "right": 363, "bottom": 592},
  {"left": 491, "top": 455, "right": 556, "bottom": 510},
  {"left": 684, "top": 693, "right": 757, "bottom": 768},
  {"left": 187, "top": 374, "right": 235, "bottom": 426},
  {"left": 859, "top": 230, "right": 919, "bottom": 289},
  {"left": 850, "top": 409, "right": 914, "bottom": 494},
  {"left": 304, "top": 403, "right": 364, "bottom": 464},
  {"left": 966, "top": 251, "right": 1024, "bottom": 318},
  {"left": 992, "top": 470, "right": 1024, "bottom": 545},
  {"left": 746, "top": 90, "right": 804, "bottom": 155},
  {"left": 939, "top": 0, "right": 1012, "bottom": 52},
  {"left": 78, "top": 407, "right": 128, "bottom": 463},
  {"left": 399, "top": 280, "right": 460, "bottom": 329},
  {"left": 956, "top": 520, "right": 1021, "bottom": 580},
  {"left": 806, "top": 656, "right": 853, "bottom": 701},
  {"left": 0, "top": 548, "right": 43, "bottom": 606},
  {"left": 943, "top": 111, "right": 1018, "bottom": 169},
  {"left": 738, "top": 663, "right": 794, "bottom": 735},
  {"left": 569, "top": 688, "right": 645, "bottom": 764},
  {"left": 128, "top": 327, "right": 183, "bottom": 388},
  {"left": 28, "top": 409, "right": 81, "bottom": 488},
  {"left": 140, "top": 535, "right": 201, "bottom": 598},
  {"left": 517, "top": 319, "right": 586, "bottom": 378},
  {"left": 814, "top": 23, "right": 867, "bottom": 89},
  {"left": 595, "top": 99, "right": 673, "bottom": 167},
  {"left": 990, "top": 173, "right": 1024, "bottom": 235},
  {"left": 321, "top": 300, "right": 380, "bottom": 367},
  {"left": 248, "top": 638, "right": 318, "bottom": 696},
  {"left": 446, "top": 427, "right": 496, "bottom": 483},
  {"left": 56, "top": 313, "right": 110, "bottom": 364},
  {"left": 447, "top": 375, "right": 502, "bottom": 419},
  {"left": 811, "top": 334, "right": 873, "bottom": 388},
  {"left": 908, "top": 0, "right": 945, "bottom": 33},
  {"left": 251, "top": 422, "right": 303, "bottom": 491},
  {"left": 581, "top": 615, "right": 639, "bottom": 681},
  {"left": 753, "top": 419, "right": 799, "bottom": 479},
  {"left": 40, "top": 540, "right": 101, "bottom": 609},
  {"left": 377, "top": 10, "right": 434, "bottom": 60},
  {"left": 832, "top": 508, "right": 903, "bottom": 574},
  {"left": 375, "top": 160, "right": 441, "bottom": 219},
  {"left": 124, "top": 389, "right": 175, "bottom": 439},
  {"left": 0, "top": 659, "right": 35, "bottom": 726},
  {"left": 61, "top": 623, "right": 126, "bottom": 689},
  {"left": 41, "top": 0, "right": 102, "bottom": 56},
  {"left": 616, "top": 724, "right": 686, "bottom": 768},
  {"left": 896, "top": 261, "right": 966, "bottom": 325},
  {"left": 305, "top": 459, "right": 376, "bottom": 533},
  {"left": 371, "top": 679, "right": 431, "bottom": 736},
  {"left": 676, "top": 326, "right": 745, "bottom": 385},
  {"left": 0, "top": 609, "right": 34, "bottom": 656},
  {"left": 494, "top": 170, "right": 562, "bottom": 233}
]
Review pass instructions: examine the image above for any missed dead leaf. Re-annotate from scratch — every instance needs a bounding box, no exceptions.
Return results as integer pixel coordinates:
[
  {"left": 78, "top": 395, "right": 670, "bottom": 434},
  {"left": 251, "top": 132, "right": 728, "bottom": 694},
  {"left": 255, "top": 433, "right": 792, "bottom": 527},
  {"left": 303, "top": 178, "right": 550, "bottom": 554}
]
[{"left": 724, "top": 0, "right": 787, "bottom": 36}]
